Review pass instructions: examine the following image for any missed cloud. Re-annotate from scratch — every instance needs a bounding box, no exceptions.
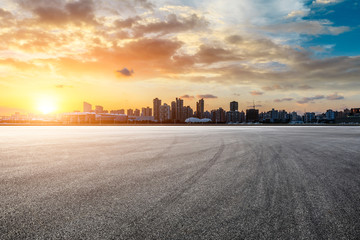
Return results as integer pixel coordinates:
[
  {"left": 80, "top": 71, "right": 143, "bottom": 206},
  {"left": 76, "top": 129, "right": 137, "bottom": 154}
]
[
  {"left": 298, "top": 85, "right": 313, "bottom": 90},
  {"left": 309, "top": 45, "right": 335, "bottom": 53},
  {"left": 297, "top": 95, "right": 325, "bottom": 104},
  {"left": 197, "top": 94, "right": 218, "bottom": 99},
  {"left": 0, "top": 8, "right": 13, "bottom": 18},
  {"left": 1, "top": 0, "right": 358, "bottom": 107},
  {"left": 65, "top": 0, "right": 96, "bottom": 23},
  {"left": 250, "top": 90, "right": 264, "bottom": 96},
  {"left": 117, "top": 68, "right": 134, "bottom": 77},
  {"left": 326, "top": 93, "right": 344, "bottom": 100},
  {"left": 262, "top": 84, "right": 312, "bottom": 92},
  {"left": 195, "top": 45, "right": 241, "bottom": 64},
  {"left": 133, "top": 13, "right": 209, "bottom": 36},
  {"left": 20, "top": 0, "right": 97, "bottom": 26},
  {"left": 274, "top": 98, "right": 294, "bottom": 102},
  {"left": 55, "top": 84, "right": 72, "bottom": 88},
  {"left": 262, "top": 20, "right": 350, "bottom": 36},
  {"left": 114, "top": 16, "right": 141, "bottom": 28},
  {"left": 135, "top": 0, "right": 154, "bottom": 10},
  {"left": 180, "top": 94, "right": 195, "bottom": 99},
  {"left": 16, "top": 0, "right": 64, "bottom": 9},
  {"left": 313, "top": 0, "right": 343, "bottom": 4},
  {"left": 225, "top": 35, "right": 243, "bottom": 44},
  {"left": 262, "top": 84, "right": 284, "bottom": 91},
  {"left": 33, "top": 7, "right": 68, "bottom": 25},
  {"left": 197, "top": 0, "right": 310, "bottom": 26},
  {"left": 285, "top": 10, "right": 309, "bottom": 19}
]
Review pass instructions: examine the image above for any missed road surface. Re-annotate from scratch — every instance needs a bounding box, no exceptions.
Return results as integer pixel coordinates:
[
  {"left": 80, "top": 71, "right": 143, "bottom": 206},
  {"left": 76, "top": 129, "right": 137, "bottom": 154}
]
[{"left": 1, "top": 126, "right": 359, "bottom": 239}]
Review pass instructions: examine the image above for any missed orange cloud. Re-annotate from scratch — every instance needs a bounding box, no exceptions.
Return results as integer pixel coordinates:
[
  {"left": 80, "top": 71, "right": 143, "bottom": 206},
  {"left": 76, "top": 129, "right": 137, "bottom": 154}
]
[{"left": 250, "top": 91, "right": 264, "bottom": 96}]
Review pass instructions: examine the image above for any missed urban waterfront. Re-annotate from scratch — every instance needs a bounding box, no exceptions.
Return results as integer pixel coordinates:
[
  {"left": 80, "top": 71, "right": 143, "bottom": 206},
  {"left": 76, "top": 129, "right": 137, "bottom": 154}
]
[
  {"left": 1, "top": 126, "right": 359, "bottom": 239},
  {"left": 2, "top": 98, "right": 360, "bottom": 125}
]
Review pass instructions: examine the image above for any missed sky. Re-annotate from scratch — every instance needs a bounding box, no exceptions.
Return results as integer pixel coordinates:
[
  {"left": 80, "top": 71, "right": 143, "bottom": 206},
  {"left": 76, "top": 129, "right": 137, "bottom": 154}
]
[{"left": 0, "top": 0, "right": 359, "bottom": 114}]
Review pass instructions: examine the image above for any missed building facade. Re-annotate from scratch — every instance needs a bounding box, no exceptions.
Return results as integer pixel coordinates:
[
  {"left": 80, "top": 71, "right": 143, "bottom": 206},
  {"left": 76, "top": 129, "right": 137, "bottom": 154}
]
[
  {"left": 83, "top": 102, "right": 92, "bottom": 112},
  {"left": 196, "top": 98, "right": 204, "bottom": 118},
  {"left": 230, "top": 101, "right": 238, "bottom": 112},
  {"left": 153, "top": 98, "right": 162, "bottom": 122}
]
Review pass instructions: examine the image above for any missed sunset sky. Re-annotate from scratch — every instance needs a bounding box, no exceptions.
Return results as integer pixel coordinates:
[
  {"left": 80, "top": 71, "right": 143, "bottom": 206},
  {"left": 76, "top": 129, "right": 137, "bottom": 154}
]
[{"left": 0, "top": 0, "right": 359, "bottom": 115}]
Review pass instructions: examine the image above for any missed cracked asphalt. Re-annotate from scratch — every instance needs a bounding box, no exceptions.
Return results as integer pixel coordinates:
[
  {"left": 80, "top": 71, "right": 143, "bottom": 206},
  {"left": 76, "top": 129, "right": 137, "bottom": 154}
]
[{"left": 1, "top": 126, "right": 359, "bottom": 239}]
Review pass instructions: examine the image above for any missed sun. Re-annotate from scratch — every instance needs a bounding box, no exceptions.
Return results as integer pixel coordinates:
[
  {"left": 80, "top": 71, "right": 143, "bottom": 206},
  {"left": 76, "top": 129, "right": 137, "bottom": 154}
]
[{"left": 36, "top": 96, "right": 57, "bottom": 114}]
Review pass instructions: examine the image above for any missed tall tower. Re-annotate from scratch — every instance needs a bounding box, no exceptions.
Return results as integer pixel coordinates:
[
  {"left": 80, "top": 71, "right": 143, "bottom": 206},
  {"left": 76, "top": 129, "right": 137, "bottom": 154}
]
[
  {"left": 196, "top": 98, "right": 204, "bottom": 118},
  {"left": 83, "top": 102, "right": 92, "bottom": 112},
  {"left": 176, "top": 98, "right": 183, "bottom": 121},
  {"left": 230, "top": 101, "right": 238, "bottom": 112},
  {"left": 171, "top": 101, "right": 176, "bottom": 120},
  {"left": 153, "top": 98, "right": 161, "bottom": 121}
]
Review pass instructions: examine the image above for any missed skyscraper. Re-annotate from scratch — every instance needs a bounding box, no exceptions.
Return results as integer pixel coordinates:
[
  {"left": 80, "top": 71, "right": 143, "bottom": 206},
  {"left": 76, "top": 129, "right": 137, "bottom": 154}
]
[
  {"left": 211, "top": 108, "right": 226, "bottom": 123},
  {"left": 95, "top": 105, "right": 104, "bottom": 114},
  {"left": 246, "top": 108, "right": 259, "bottom": 122},
  {"left": 153, "top": 98, "right": 162, "bottom": 121},
  {"left": 171, "top": 101, "right": 176, "bottom": 121},
  {"left": 127, "top": 109, "right": 133, "bottom": 116},
  {"left": 230, "top": 101, "right": 238, "bottom": 112},
  {"left": 159, "top": 103, "right": 171, "bottom": 122},
  {"left": 176, "top": 98, "right": 183, "bottom": 122},
  {"left": 196, "top": 98, "right": 204, "bottom": 118},
  {"left": 83, "top": 102, "right": 92, "bottom": 112},
  {"left": 183, "top": 106, "right": 193, "bottom": 120},
  {"left": 142, "top": 107, "right": 152, "bottom": 117},
  {"left": 134, "top": 109, "right": 140, "bottom": 117}
]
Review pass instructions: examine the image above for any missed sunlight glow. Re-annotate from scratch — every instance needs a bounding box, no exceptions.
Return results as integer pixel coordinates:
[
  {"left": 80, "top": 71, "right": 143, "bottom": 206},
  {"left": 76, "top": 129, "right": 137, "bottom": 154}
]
[{"left": 36, "top": 97, "right": 57, "bottom": 114}]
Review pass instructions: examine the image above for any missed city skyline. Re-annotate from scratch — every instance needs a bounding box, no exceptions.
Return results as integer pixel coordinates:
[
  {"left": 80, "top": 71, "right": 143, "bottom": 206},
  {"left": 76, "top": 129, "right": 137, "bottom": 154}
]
[
  {"left": 2, "top": 96, "right": 358, "bottom": 117},
  {"left": 2, "top": 97, "right": 359, "bottom": 125},
  {"left": 1, "top": 0, "right": 359, "bottom": 115}
]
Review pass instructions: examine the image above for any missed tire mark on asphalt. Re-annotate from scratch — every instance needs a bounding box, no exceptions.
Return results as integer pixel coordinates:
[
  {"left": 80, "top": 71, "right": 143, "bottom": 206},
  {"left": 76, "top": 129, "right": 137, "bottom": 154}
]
[
  {"left": 118, "top": 139, "right": 225, "bottom": 239},
  {"left": 279, "top": 139, "right": 360, "bottom": 239},
  {"left": 162, "top": 136, "right": 260, "bottom": 238},
  {"left": 148, "top": 136, "right": 178, "bottom": 162},
  {"left": 197, "top": 134, "right": 295, "bottom": 239}
]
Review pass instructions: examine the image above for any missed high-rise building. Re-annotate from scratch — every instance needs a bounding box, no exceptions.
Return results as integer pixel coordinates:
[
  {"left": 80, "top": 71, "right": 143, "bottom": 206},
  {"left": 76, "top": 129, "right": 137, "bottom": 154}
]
[
  {"left": 351, "top": 108, "right": 360, "bottom": 116},
  {"left": 326, "top": 109, "right": 335, "bottom": 120},
  {"left": 159, "top": 103, "right": 171, "bottom": 122},
  {"left": 127, "top": 109, "right": 134, "bottom": 116},
  {"left": 239, "top": 111, "right": 245, "bottom": 122},
  {"left": 226, "top": 110, "right": 244, "bottom": 123},
  {"left": 246, "top": 108, "right": 259, "bottom": 123},
  {"left": 270, "top": 108, "right": 279, "bottom": 123},
  {"left": 176, "top": 98, "right": 183, "bottom": 122},
  {"left": 83, "top": 102, "right": 92, "bottom": 112},
  {"left": 153, "top": 98, "right": 162, "bottom": 121},
  {"left": 171, "top": 101, "right": 176, "bottom": 121},
  {"left": 304, "top": 112, "right": 316, "bottom": 123},
  {"left": 134, "top": 109, "right": 140, "bottom": 116},
  {"left": 203, "top": 111, "right": 211, "bottom": 119},
  {"left": 278, "top": 110, "right": 289, "bottom": 123},
  {"left": 211, "top": 108, "right": 226, "bottom": 123},
  {"left": 142, "top": 107, "right": 152, "bottom": 117},
  {"left": 95, "top": 105, "right": 104, "bottom": 114},
  {"left": 196, "top": 98, "right": 204, "bottom": 118},
  {"left": 230, "top": 101, "right": 238, "bottom": 112},
  {"left": 226, "top": 101, "right": 241, "bottom": 123},
  {"left": 183, "top": 106, "right": 193, "bottom": 121}
]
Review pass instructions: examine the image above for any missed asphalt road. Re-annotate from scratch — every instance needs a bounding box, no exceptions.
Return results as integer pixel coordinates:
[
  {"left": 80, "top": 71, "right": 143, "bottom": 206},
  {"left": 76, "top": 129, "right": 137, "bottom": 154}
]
[{"left": 1, "top": 126, "right": 359, "bottom": 239}]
